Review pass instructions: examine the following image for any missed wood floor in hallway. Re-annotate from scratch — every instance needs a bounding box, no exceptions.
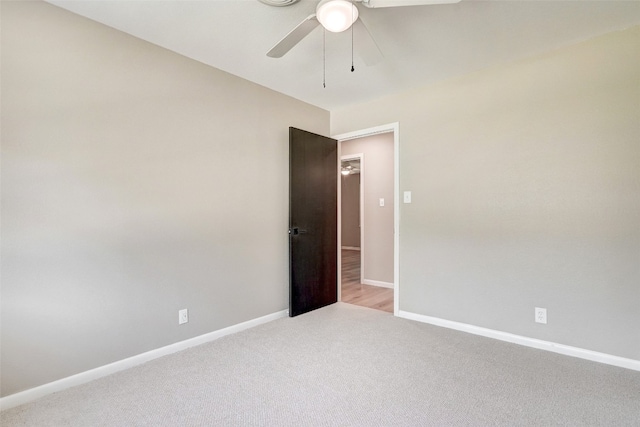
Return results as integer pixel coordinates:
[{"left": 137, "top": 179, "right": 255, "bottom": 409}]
[{"left": 341, "top": 249, "right": 393, "bottom": 313}]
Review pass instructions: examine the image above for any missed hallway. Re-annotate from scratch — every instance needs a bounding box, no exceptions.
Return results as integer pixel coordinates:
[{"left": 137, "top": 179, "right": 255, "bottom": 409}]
[{"left": 341, "top": 249, "right": 393, "bottom": 313}]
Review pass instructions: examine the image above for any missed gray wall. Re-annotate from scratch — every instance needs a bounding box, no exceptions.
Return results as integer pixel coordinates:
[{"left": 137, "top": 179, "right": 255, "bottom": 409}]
[
  {"left": 341, "top": 173, "right": 361, "bottom": 248},
  {"left": 1, "top": 1, "right": 329, "bottom": 397},
  {"left": 332, "top": 27, "right": 640, "bottom": 361},
  {"left": 341, "top": 135, "right": 395, "bottom": 285}
]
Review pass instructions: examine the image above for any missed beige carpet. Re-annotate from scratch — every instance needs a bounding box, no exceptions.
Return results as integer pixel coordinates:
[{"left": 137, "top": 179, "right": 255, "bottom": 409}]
[{"left": 2, "top": 303, "right": 639, "bottom": 426}]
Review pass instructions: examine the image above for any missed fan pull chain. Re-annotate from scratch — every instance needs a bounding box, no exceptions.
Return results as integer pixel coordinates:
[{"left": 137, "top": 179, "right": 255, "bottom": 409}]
[
  {"left": 351, "top": 0, "right": 355, "bottom": 72},
  {"left": 323, "top": 28, "right": 326, "bottom": 88}
]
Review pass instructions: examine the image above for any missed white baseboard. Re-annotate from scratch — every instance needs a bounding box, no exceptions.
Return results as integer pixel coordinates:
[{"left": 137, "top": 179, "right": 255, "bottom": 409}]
[
  {"left": 363, "top": 279, "right": 394, "bottom": 289},
  {"left": 341, "top": 246, "right": 361, "bottom": 251},
  {"left": 0, "top": 309, "right": 288, "bottom": 411},
  {"left": 398, "top": 310, "right": 640, "bottom": 372}
]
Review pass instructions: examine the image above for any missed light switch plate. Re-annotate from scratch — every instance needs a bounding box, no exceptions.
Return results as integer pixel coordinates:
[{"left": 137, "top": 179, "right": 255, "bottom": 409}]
[
  {"left": 403, "top": 191, "right": 412, "bottom": 203},
  {"left": 379, "top": 198, "right": 385, "bottom": 207}
]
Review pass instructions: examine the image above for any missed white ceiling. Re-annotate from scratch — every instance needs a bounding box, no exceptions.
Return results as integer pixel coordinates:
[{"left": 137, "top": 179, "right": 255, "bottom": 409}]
[{"left": 47, "top": 0, "right": 640, "bottom": 111}]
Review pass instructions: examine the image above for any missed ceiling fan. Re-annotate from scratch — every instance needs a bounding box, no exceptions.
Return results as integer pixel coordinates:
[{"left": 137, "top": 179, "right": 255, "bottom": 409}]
[{"left": 265, "top": 0, "right": 461, "bottom": 65}]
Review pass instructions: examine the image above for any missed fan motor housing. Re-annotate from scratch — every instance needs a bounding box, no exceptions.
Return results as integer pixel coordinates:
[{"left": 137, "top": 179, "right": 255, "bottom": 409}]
[{"left": 258, "top": 0, "right": 300, "bottom": 6}]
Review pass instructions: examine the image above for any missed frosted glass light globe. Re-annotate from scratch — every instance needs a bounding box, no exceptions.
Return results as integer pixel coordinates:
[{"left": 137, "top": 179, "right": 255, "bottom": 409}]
[{"left": 316, "top": 0, "right": 359, "bottom": 33}]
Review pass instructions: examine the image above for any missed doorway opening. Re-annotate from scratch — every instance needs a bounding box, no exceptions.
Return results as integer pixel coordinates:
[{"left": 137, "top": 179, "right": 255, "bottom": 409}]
[
  {"left": 340, "top": 155, "right": 393, "bottom": 312},
  {"left": 335, "top": 123, "right": 399, "bottom": 315}
]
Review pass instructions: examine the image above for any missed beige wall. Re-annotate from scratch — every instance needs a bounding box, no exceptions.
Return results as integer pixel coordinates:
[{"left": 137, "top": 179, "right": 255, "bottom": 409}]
[
  {"left": 1, "top": 1, "right": 329, "bottom": 396},
  {"left": 341, "top": 134, "right": 395, "bottom": 285},
  {"left": 332, "top": 27, "right": 640, "bottom": 360},
  {"left": 341, "top": 172, "right": 361, "bottom": 248}
]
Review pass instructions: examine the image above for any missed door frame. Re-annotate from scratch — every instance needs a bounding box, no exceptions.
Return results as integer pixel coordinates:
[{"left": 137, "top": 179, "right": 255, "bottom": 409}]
[
  {"left": 340, "top": 153, "right": 365, "bottom": 284},
  {"left": 334, "top": 122, "right": 400, "bottom": 316}
]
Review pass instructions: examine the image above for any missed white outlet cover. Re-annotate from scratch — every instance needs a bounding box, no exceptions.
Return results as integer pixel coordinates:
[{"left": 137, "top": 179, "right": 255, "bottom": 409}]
[
  {"left": 535, "top": 307, "right": 547, "bottom": 324},
  {"left": 179, "top": 309, "right": 189, "bottom": 325}
]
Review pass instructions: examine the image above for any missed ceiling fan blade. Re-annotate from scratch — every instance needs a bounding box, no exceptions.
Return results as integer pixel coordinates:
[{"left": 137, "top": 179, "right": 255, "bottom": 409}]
[
  {"left": 358, "top": 0, "right": 460, "bottom": 8},
  {"left": 267, "top": 14, "right": 320, "bottom": 58},
  {"left": 353, "top": 19, "right": 383, "bottom": 66}
]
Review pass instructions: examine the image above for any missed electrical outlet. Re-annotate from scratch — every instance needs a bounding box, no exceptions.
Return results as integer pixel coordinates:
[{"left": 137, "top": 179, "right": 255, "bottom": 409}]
[
  {"left": 179, "top": 309, "right": 188, "bottom": 325},
  {"left": 535, "top": 307, "right": 547, "bottom": 324}
]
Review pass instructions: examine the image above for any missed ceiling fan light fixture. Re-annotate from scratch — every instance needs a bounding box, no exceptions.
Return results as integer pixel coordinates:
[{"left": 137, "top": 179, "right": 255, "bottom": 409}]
[
  {"left": 257, "top": 0, "right": 300, "bottom": 6},
  {"left": 316, "top": 0, "right": 359, "bottom": 33}
]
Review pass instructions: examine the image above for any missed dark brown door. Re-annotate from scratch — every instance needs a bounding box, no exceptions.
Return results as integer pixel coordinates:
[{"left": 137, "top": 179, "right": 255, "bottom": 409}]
[{"left": 289, "top": 127, "right": 338, "bottom": 317}]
